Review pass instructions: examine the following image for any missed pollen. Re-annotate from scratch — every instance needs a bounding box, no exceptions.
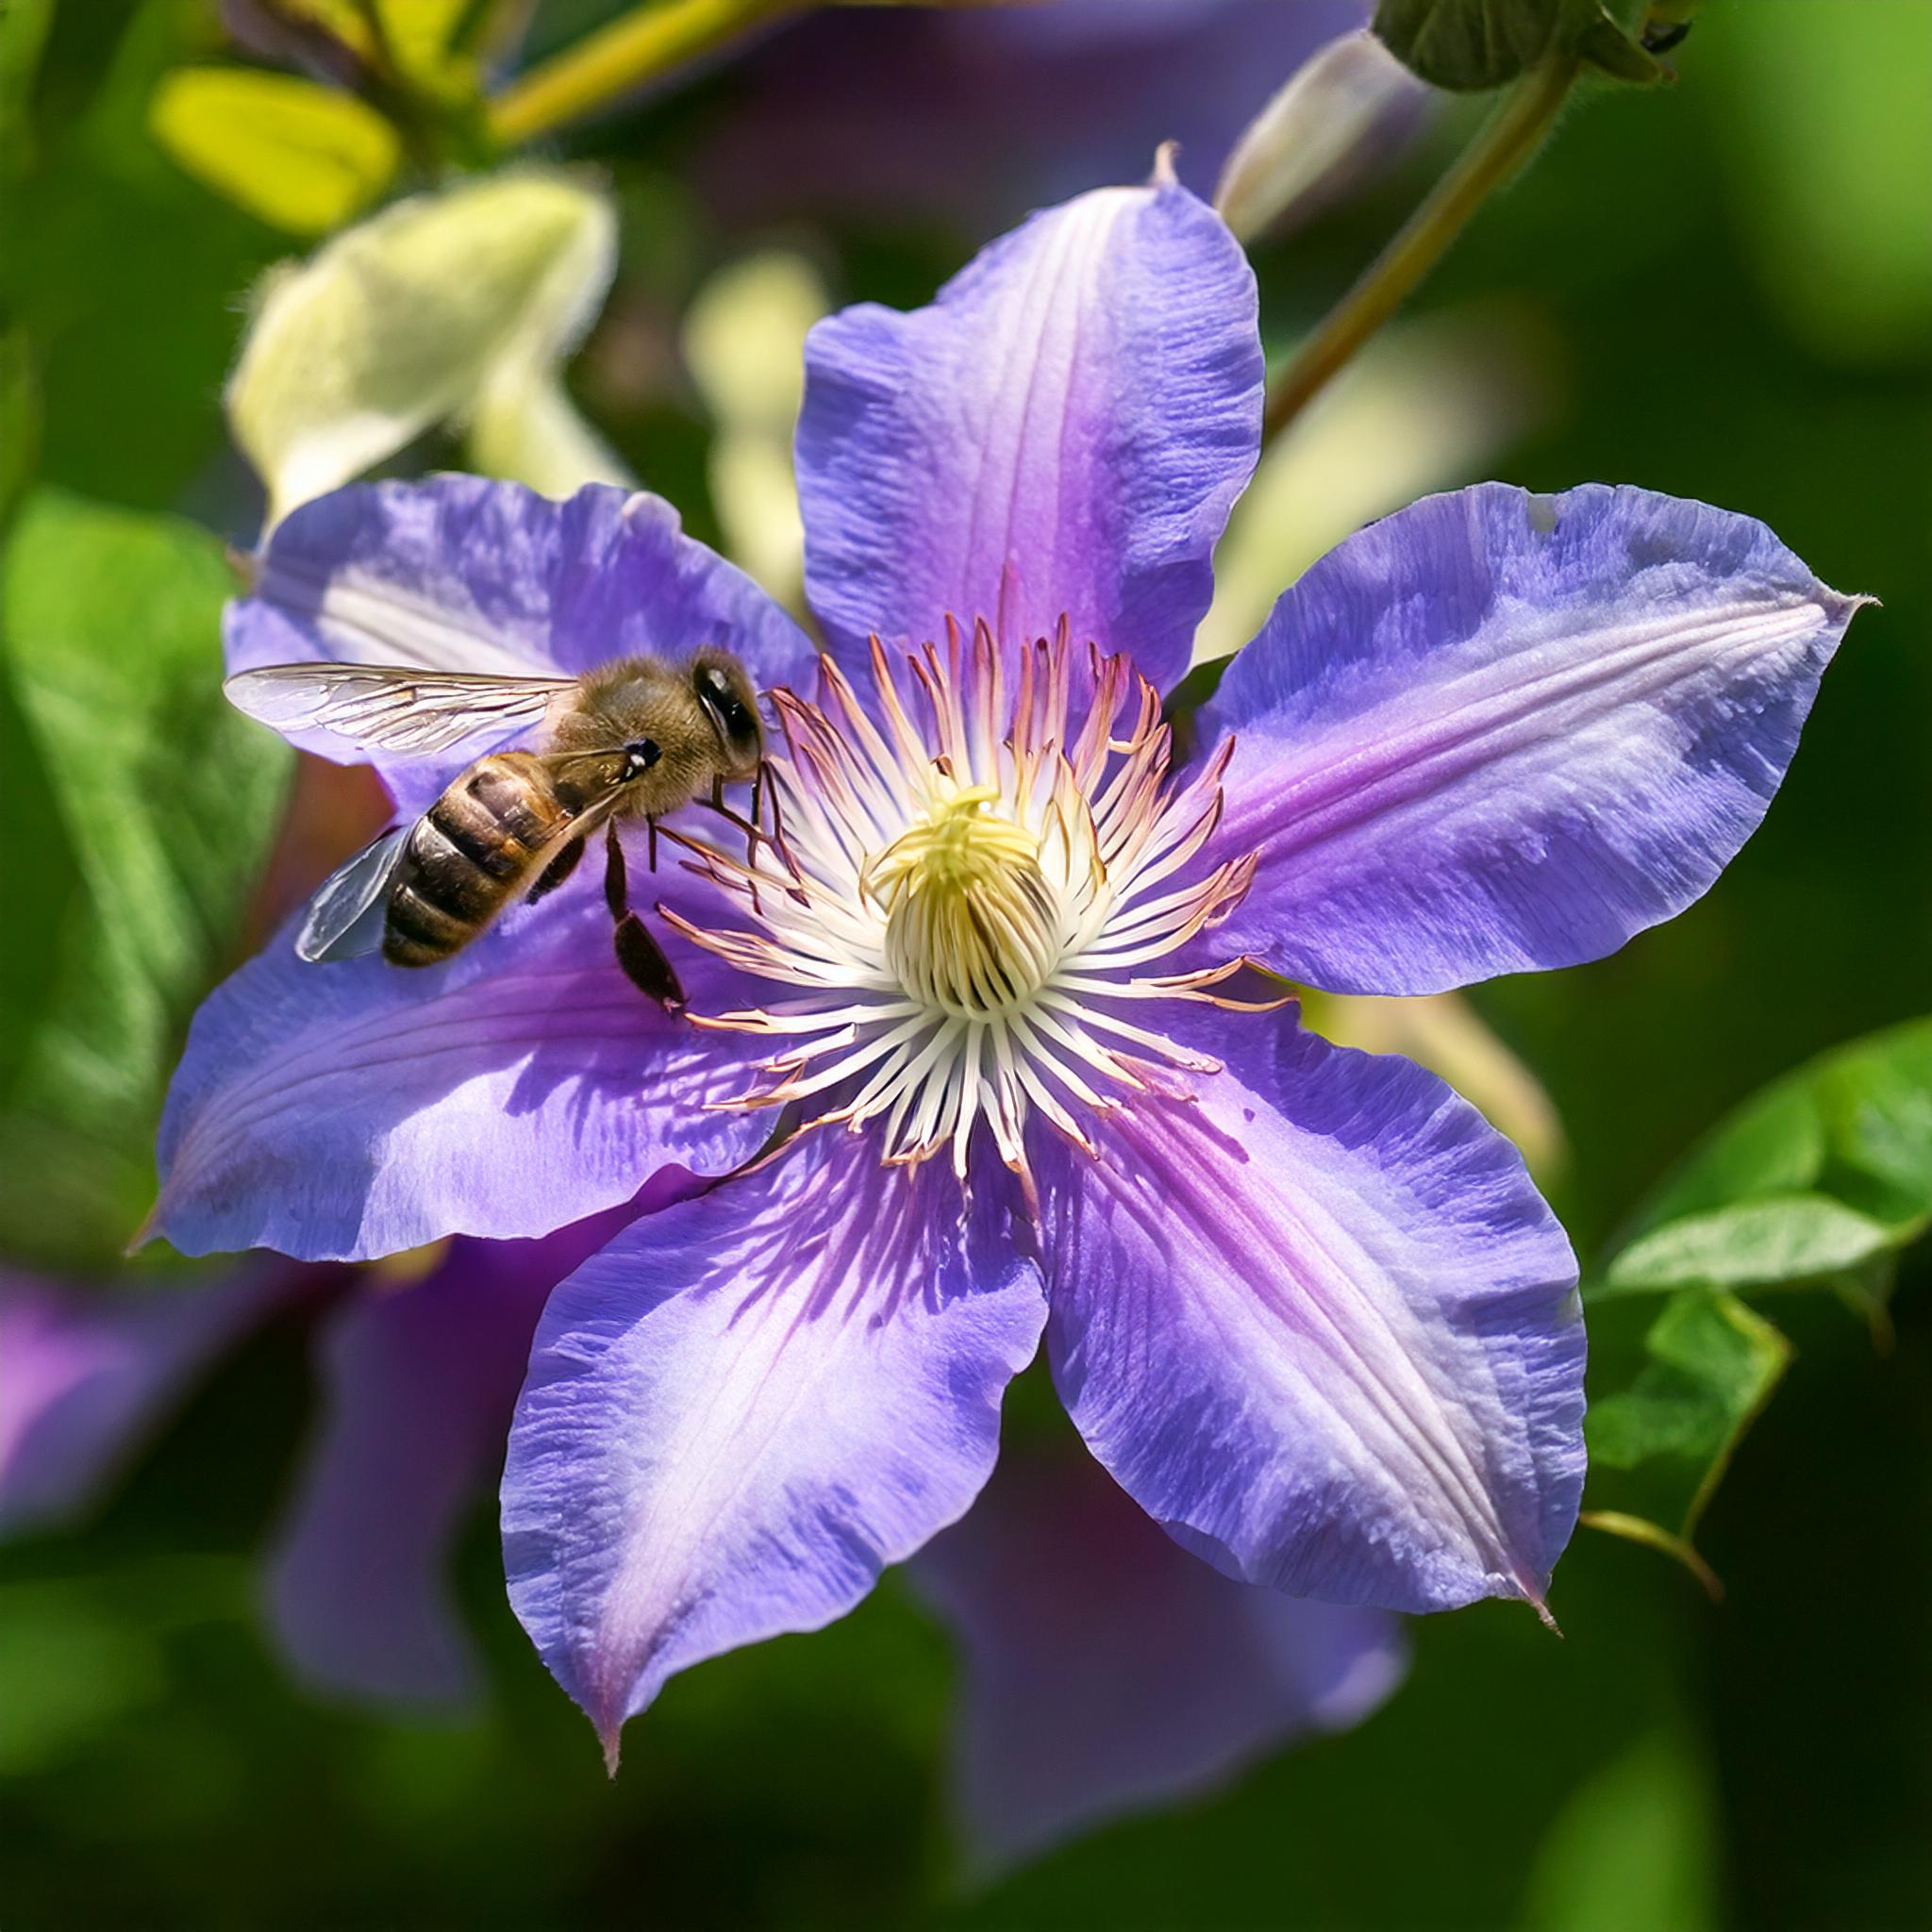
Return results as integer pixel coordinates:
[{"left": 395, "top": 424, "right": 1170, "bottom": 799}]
[{"left": 865, "top": 785, "right": 1061, "bottom": 1017}]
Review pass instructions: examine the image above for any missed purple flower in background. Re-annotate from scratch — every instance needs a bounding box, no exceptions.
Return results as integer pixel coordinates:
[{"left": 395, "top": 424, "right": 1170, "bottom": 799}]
[
  {"left": 916, "top": 1442, "right": 1407, "bottom": 1873},
  {"left": 262, "top": 1199, "right": 656, "bottom": 1703},
  {"left": 698, "top": 0, "right": 1371, "bottom": 233},
  {"left": 148, "top": 166, "right": 1858, "bottom": 1773},
  {"left": 0, "top": 1264, "right": 290, "bottom": 1537}
]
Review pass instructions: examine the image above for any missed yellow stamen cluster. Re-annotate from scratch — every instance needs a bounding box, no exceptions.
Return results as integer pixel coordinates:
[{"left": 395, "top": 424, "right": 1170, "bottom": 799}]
[{"left": 865, "top": 785, "right": 1061, "bottom": 1017}]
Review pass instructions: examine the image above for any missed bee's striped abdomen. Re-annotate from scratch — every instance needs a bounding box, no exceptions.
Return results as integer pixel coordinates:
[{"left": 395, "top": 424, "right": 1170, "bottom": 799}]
[{"left": 383, "top": 754, "right": 572, "bottom": 967}]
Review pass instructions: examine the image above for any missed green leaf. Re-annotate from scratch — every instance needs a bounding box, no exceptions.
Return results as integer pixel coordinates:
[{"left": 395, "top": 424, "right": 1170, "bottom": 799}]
[
  {"left": 0, "top": 490, "right": 291, "bottom": 1272},
  {"left": 147, "top": 67, "right": 400, "bottom": 235},
  {"left": 1582, "top": 1017, "right": 1932, "bottom": 1578},
  {"left": 1585, "top": 1290, "right": 1791, "bottom": 1541},
  {"left": 1608, "top": 1017, "right": 1932, "bottom": 1275},
  {"left": 1601, "top": 1193, "right": 1897, "bottom": 1298},
  {"left": 1372, "top": 0, "right": 1670, "bottom": 90}
]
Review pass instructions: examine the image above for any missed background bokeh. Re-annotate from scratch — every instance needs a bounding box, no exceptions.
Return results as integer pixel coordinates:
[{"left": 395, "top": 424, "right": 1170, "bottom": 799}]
[{"left": 2, "top": 2, "right": 1928, "bottom": 1925}]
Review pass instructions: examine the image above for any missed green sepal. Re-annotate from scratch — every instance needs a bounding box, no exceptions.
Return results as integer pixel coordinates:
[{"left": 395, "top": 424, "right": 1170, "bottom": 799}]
[{"left": 1371, "top": 0, "right": 1685, "bottom": 91}]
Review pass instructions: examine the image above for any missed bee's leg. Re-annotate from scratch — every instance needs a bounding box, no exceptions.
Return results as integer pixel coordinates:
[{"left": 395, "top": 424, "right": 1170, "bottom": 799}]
[
  {"left": 525, "top": 835, "right": 586, "bottom": 904},
  {"left": 604, "top": 823, "right": 685, "bottom": 1011},
  {"left": 646, "top": 814, "right": 660, "bottom": 874},
  {"left": 705, "top": 773, "right": 766, "bottom": 913},
  {"left": 760, "top": 773, "right": 808, "bottom": 902}
]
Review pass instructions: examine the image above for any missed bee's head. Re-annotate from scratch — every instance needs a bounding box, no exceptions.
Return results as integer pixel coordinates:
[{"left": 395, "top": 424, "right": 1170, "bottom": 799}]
[{"left": 689, "top": 648, "right": 763, "bottom": 780}]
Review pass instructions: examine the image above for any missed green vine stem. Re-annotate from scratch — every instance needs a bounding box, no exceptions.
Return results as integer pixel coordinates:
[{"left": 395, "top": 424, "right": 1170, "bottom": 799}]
[
  {"left": 488, "top": 0, "right": 805, "bottom": 151},
  {"left": 1262, "top": 52, "right": 1580, "bottom": 446}
]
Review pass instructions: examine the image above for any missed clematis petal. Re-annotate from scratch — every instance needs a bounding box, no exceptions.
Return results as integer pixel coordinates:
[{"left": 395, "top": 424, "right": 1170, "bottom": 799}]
[
  {"left": 0, "top": 1265, "right": 293, "bottom": 1536},
  {"left": 149, "top": 892, "right": 767, "bottom": 1262},
  {"left": 267, "top": 1188, "right": 677, "bottom": 1705},
  {"left": 502, "top": 1129, "right": 1046, "bottom": 1765},
  {"left": 797, "top": 175, "right": 1261, "bottom": 691},
  {"left": 1203, "top": 483, "right": 1864, "bottom": 994},
  {"left": 1042, "top": 1011, "right": 1585, "bottom": 1615},
  {"left": 914, "top": 1441, "right": 1407, "bottom": 1874},
  {"left": 226, "top": 475, "right": 816, "bottom": 809}
]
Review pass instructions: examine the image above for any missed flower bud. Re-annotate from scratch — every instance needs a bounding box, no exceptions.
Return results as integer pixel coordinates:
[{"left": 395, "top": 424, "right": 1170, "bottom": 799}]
[
  {"left": 226, "top": 170, "right": 628, "bottom": 527},
  {"left": 1214, "top": 27, "right": 1433, "bottom": 244},
  {"left": 1371, "top": 0, "right": 1684, "bottom": 92}
]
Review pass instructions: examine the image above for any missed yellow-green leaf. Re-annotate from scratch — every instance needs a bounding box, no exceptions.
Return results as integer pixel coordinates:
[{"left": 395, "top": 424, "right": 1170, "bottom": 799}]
[{"left": 148, "top": 68, "right": 399, "bottom": 236}]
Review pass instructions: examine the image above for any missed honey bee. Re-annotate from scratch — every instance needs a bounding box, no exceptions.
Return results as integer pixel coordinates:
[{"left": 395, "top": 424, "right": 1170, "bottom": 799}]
[{"left": 225, "top": 647, "right": 765, "bottom": 1009}]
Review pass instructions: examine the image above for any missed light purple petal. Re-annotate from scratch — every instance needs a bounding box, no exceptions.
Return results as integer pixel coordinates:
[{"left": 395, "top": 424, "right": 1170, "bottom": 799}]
[
  {"left": 797, "top": 177, "right": 1261, "bottom": 691},
  {"left": 1203, "top": 483, "right": 1863, "bottom": 995},
  {"left": 228, "top": 475, "right": 816, "bottom": 811},
  {"left": 150, "top": 890, "right": 767, "bottom": 1261},
  {"left": 914, "top": 1441, "right": 1406, "bottom": 1873},
  {"left": 267, "top": 1185, "right": 681, "bottom": 1705},
  {"left": 502, "top": 1130, "right": 1046, "bottom": 1764},
  {"left": 0, "top": 1265, "right": 293, "bottom": 1536},
  {"left": 1042, "top": 1010, "right": 1585, "bottom": 1615}
]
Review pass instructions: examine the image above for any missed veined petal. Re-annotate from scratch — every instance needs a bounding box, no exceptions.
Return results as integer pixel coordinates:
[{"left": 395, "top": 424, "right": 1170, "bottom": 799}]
[
  {"left": 267, "top": 1189, "right": 676, "bottom": 1705},
  {"left": 1042, "top": 1012, "right": 1585, "bottom": 1614},
  {"left": 226, "top": 475, "right": 816, "bottom": 808},
  {"left": 501, "top": 1130, "right": 1046, "bottom": 1765},
  {"left": 797, "top": 175, "right": 1261, "bottom": 691},
  {"left": 149, "top": 894, "right": 767, "bottom": 1261},
  {"left": 0, "top": 1265, "right": 294, "bottom": 1536},
  {"left": 914, "top": 1441, "right": 1406, "bottom": 1873},
  {"left": 1204, "top": 484, "right": 1864, "bottom": 994}
]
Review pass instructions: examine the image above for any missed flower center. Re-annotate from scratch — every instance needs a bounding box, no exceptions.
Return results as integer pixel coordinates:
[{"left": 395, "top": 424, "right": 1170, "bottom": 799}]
[
  {"left": 666, "top": 619, "right": 1276, "bottom": 1187},
  {"left": 866, "top": 784, "right": 1060, "bottom": 1018}
]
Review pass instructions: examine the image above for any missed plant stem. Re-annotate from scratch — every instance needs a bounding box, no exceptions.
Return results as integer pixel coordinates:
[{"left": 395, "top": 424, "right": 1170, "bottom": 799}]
[
  {"left": 1578, "top": 1510, "right": 1724, "bottom": 1603},
  {"left": 1261, "top": 53, "right": 1579, "bottom": 446},
  {"left": 487, "top": 0, "right": 802, "bottom": 150}
]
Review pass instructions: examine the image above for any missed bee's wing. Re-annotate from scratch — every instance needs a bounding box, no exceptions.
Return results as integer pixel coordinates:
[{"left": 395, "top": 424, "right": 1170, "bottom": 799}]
[
  {"left": 295, "top": 824, "right": 410, "bottom": 963},
  {"left": 225, "top": 664, "right": 576, "bottom": 759}
]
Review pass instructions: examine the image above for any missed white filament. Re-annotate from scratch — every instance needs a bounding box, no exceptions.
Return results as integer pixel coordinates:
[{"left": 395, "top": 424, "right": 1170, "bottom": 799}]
[{"left": 669, "top": 619, "right": 1269, "bottom": 1184}]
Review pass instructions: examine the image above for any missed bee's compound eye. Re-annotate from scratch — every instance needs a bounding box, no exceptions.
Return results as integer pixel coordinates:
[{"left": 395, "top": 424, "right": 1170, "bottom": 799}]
[{"left": 694, "top": 663, "right": 758, "bottom": 753}]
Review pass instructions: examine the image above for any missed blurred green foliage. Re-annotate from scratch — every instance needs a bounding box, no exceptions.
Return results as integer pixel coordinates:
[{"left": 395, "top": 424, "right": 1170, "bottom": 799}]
[
  {"left": 0, "top": 491, "right": 291, "bottom": 1272},
  {"left": 1, "top": 1, "right": 1928, "bottom": 1927}
]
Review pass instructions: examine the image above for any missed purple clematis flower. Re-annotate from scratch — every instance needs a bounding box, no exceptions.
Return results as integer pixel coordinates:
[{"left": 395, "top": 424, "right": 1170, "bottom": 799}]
[
  {"left": 149, "top": 169, "right": 1859, "bottom": 1769},
  {"left": 914, "top": 1441, "right": 1407, "bottom": 1873},
  {"left": 696, "top": 0, "right": 1371, "bottom": 235},
  {"left": 0, "top": 1263, "right": 292, "bottom": 1537}
]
